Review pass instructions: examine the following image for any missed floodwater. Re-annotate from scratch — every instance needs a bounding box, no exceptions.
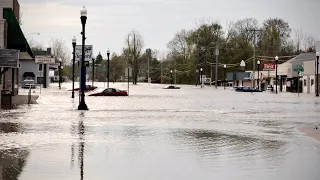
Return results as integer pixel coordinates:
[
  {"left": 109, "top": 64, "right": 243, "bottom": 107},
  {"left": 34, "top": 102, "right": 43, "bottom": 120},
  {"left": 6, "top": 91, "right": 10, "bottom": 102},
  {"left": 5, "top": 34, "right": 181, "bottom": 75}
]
[{"left": 0, "top": 82, "right": 320, "bottom": 180}]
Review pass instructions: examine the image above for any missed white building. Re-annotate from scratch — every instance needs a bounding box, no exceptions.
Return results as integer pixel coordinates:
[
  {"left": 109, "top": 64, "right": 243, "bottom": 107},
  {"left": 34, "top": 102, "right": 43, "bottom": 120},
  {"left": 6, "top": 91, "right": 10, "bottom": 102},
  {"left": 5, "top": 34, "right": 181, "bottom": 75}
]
[{"left": 302, "top": 60, "right": 315, "bottom": 94}]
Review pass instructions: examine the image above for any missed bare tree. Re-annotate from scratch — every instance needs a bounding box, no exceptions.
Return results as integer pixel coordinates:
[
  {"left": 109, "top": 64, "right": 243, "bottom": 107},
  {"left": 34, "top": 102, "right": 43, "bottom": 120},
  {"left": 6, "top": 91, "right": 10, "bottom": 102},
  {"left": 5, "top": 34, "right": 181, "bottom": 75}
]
[
  {"left": 49, "top": 38, "right": 71, "bottom": 65},
  {"left": 123, "top": 30, "right": 144, "bottom": 84},
  {"left": 27, "top": 39, "right": 45, "bottom": 51},
  {"left": 294, "top": 28, "right": 304, "bottom": 53},
  {"left": 304, "top": 34, "right": 317, "bottom": 52}
]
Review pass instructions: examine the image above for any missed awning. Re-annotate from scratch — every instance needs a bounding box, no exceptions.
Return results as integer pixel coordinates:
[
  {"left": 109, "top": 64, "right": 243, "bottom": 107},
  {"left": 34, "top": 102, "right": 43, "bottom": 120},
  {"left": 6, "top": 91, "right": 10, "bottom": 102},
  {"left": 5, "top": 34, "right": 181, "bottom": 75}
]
[
  {"left": 23, "top": 72, "right": 35, "bottom": 77},
  {"left": 3, "top": 8, "right": 34, "bottom": 58}
]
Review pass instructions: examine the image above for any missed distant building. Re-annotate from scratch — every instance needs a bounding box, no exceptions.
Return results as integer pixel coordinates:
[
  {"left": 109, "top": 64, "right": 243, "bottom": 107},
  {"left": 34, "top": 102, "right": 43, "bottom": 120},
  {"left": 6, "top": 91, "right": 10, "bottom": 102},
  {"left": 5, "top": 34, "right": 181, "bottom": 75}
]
[{"left": 19, "top": 48, "right": 52, "bottom": 87}]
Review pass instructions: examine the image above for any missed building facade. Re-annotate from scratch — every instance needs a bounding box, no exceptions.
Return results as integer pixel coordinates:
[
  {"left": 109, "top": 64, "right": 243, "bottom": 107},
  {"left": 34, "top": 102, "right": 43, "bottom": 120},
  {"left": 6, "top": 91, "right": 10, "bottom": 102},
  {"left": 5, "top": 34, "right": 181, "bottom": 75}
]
[
  {"left": 0, "top": 0, "right": 33, "bottom": 107},
  {"left": 19, "top": 48, "right": 52, "bottom": 87}
]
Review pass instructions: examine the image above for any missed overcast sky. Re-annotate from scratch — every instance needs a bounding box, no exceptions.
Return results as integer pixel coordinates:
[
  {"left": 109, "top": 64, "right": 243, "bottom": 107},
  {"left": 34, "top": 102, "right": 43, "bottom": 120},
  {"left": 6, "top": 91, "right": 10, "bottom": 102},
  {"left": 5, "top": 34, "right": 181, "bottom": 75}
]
[{"left": 19, "top": 0, "right": 319, "bottom": 58}]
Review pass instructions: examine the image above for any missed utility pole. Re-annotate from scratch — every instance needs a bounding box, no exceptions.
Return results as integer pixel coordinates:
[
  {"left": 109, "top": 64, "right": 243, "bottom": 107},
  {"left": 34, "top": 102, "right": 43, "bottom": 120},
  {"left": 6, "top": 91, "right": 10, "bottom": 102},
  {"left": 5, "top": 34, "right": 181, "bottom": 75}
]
[
  {"left": 113, "top": 57, "right": 116, "bottom": 83},
  {"left": 211, "top": 52, "right": 213, "bottom": 85},
  {"left": 247, "top": 28, "right": 262, "bottom": 88},
  {"left": 215, "top": 45, "right": 219, "bottom": 89},
  {"left": 146, "top": 48, "right": 151, "bottom": 85},
  {"left": 160, "top": 61, "right": 163, "bottom": 84},
  {"left": 175, "top": 58, "right": 177, "bottom": 85}
]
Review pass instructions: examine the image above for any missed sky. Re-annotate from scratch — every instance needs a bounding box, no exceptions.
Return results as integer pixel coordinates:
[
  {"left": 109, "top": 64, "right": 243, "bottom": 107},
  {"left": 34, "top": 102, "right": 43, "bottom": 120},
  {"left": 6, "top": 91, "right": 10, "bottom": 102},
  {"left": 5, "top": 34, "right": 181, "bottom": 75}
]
[{"left": 19, "top": 0, "right": 320, "bottom": 58}]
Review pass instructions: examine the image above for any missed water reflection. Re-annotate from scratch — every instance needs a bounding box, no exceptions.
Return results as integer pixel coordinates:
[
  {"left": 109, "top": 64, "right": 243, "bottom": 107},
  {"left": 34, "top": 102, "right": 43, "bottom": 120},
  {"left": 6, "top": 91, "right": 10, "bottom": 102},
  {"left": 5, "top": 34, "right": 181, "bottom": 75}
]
[{"left": 78, "top": 113, "right": 85, "bottom": 180}]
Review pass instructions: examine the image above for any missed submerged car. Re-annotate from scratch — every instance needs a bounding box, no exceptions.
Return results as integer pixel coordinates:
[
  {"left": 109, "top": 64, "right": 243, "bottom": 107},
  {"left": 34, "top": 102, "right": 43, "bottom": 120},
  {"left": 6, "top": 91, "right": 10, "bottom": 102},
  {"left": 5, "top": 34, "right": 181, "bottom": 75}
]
[
  {"left": 235, "top": 86, "right": 262, "bottom": 92},
  {"left": 163, "top": 85, "right": 180, "bottom": 89},
  {"left": 22, "top": 79, "right": 36, "bottom": 89},
  {"left": 69, "top": 85, "right": 97, "bottom": 92},
  {"left": 88, "top": 88, "right": 128, "bottom": 96}
]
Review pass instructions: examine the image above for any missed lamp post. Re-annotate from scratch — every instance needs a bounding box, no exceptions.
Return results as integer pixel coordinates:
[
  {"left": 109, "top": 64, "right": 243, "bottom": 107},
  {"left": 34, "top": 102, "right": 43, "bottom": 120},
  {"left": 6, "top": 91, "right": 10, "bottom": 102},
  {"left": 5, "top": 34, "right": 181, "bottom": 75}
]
[
  {"left": 78, "top": 6, "right": 88, "bottom": 110},
  {"left": 224, "top": 64, "right": 227, "bottom": 90},
  {"left": 59, "top": 58, "right": 62, "bottom": 89},
  {"left": 61, "top": 66, "right": 64, "bottom": 88},
  {"left": 215, "top": 46, "right": 219, "bottom": 89},
  {"left": 316, "top": 52, "right": 319, "bottom": 97},
  {"left": 257, "top": 60, "right": 260, "bottom": 90},
  {"left": 195, "top": 69, "right": 199, "bottom": 86},
  {"left": 72, "top": 36, "right": 76, "bottom": 98},
  {"left": 240, "top": 60, "right": 246, "bottom": 69},
  {"left": 200, "top": 68, "right": 203, "bottom": 89},
  {"left": 146, "top": 48, "right": 151, "bottom": 85},
  {"left": 240, "top": 60, "right": 246, "bottom": 87},
  {"left": 107, "top": 49, "right": 110, "bottom": 88},
  {"left": 170, "top": 70, "right": 173, "bottom": 86},
  {"left": 275, "top": 56, "right": 278, "bottom": 94},
  {"left": 92, "top": 58, "right": 95, "bottom": 87}
]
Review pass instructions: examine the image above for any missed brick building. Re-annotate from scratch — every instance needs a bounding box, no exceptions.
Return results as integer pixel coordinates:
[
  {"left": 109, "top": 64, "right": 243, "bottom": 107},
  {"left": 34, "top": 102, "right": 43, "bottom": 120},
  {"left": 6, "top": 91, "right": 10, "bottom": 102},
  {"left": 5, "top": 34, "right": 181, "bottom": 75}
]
[{"left": 0, "top": 0, "right": 34, "bottom": 107}]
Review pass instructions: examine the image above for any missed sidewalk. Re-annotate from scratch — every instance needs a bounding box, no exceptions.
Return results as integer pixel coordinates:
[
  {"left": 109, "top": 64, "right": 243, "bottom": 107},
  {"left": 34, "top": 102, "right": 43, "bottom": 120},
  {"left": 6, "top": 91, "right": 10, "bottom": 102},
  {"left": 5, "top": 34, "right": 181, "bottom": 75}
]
[{"left": 300, "top": 127, "right": 320, "bottom": 141}]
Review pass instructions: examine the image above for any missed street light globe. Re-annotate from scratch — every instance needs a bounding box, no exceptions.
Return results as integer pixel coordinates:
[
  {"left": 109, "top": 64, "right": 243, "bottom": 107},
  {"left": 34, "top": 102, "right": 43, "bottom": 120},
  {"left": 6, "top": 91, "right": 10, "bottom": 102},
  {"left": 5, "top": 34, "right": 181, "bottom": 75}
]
[
  {"left": 240, "top": 60, "right": 246, "bottom": 67},
  {"left": 257, "top": 60, "right": 260, "bottom": 65},
  {"left": 170, "top": 70, "right": 173, "bottom": 73},
  {"left": 72, "top": 36, "right": 76, "bottom": 43},
  {"left": 61, "top": 66, "right": 64, "bottom": 69},
  {"left": 275, "top": 56, "right": 279, "bottom": 61},
  {"left": 317, "top": 52, "right": 320, "bottom": 57},
  {"left": 59, "top": 58, "right": 62, "bottom": 62},
  {"left": 107, "top": 49, "right": 110, "bottom": 55},
  {"left": 200, "top": 68, "right": 203, "bottom": 71},
  {"left": 224, "top": 64, "right": 227, "bottom": 69},
  {"left": 80, "top": 6, "right": 87, "bottom": 17}
]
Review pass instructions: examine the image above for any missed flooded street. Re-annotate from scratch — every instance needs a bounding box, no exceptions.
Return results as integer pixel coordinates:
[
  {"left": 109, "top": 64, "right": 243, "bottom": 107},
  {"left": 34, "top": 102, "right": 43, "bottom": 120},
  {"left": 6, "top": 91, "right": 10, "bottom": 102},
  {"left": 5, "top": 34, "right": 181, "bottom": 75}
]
[{"left": 1, "top": 82, "right": 320, "bottom": 180}]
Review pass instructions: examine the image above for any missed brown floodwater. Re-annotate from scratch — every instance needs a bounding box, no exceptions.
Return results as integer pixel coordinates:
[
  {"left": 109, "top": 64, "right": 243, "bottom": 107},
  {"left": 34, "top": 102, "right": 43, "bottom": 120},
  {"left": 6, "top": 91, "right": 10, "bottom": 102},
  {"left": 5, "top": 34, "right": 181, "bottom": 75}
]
[{"left": 0, "top": 82, "right": 320, "bottom": 180}]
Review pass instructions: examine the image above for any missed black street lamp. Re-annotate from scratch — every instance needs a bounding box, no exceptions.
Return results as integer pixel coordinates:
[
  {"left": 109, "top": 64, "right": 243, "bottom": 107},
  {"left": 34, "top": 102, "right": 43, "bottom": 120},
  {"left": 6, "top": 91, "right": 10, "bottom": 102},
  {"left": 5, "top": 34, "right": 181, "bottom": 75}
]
[
  {"left": 170, "top": 70, "right": 173, "bottom": 86},
  {"left": 59, "top": 58, "right": 62, "bottom": 89},
  {"left": 92, "top": 58, "right": 95, "bottom": 87},
  {"left": 240, "top": 60, "right": 246, "bottom": 87},
  {"left": 78, "top": 6, "right": 88, "bottom": 110},
  {"left": 316, "top": 52, "right": 319, "bottom": 97},
  {"left": 72, "top": 36, "right": 76, "bottom": 98},
  {"left": 257, "top": 60, "right": 260, "bottom": 90},
  {"left": 107, "top": 49, "right": 110, "bottom": 88},
  {"left": 275, "top": 56, "right": 278, "bottom": 94},
  {"left": 200, "top": 68, "right": 203, "bottom": 89},
  {"left": 195, "top": 69, "right": 199, "bottom": 86},
  {"left": 224, "top": 64, "right": 227, "bottom": 90}
]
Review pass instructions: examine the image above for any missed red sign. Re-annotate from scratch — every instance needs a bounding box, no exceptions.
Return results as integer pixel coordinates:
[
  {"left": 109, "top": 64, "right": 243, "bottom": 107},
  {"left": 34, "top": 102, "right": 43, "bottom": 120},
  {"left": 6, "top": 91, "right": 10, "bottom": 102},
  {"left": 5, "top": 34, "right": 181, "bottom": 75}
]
[{"left": 262, "top": 62, "right": 275, "bottom": 71}]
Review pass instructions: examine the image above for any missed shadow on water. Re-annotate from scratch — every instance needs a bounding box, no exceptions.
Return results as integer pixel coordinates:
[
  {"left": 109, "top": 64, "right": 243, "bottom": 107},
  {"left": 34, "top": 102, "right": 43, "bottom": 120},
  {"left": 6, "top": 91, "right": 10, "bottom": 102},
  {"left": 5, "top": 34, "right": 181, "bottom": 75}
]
[
  {"left": 0, "top": 122, "right": 20, "bottom": 133},
  {"left": 0, "top": 149, "right": 29, "bottom": 180},
  {"left": 170, "top": 129, "right": 288, "bottom": 169},
  {"left": 0, "top": 115, "right": 29, "bottom": 180}
]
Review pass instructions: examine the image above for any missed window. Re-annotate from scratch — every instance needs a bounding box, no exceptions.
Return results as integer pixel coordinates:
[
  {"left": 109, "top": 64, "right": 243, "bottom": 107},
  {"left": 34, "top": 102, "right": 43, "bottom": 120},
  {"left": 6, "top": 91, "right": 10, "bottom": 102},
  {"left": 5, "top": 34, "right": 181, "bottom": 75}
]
[
  {"left": 304, "top": 79, "right": 306, "bottom": 86},
  {"left": 39, "top": 64, "right": 43, "bottom": 72},
  {"left": 37, "top": 77, "right": 43, "bottom": 84},
  {"left": 311, "top": 79, "right": 314, "bottom": 86}
]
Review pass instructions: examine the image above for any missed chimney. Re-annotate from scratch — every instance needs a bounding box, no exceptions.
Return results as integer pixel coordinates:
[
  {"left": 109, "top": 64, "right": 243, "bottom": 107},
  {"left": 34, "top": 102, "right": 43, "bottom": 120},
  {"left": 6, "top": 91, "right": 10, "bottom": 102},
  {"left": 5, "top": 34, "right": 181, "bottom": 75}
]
[{"left": 46, "top": 48, "right": 52, "bottom": 55}]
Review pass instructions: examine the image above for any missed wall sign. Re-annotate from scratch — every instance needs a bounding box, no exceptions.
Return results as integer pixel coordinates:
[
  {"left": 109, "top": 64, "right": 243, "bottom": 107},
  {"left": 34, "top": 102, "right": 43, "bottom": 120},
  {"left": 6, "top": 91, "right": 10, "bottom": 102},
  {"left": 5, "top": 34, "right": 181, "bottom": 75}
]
[{"left": 0, "top": 49, "right": 19, "bottom": 68}]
